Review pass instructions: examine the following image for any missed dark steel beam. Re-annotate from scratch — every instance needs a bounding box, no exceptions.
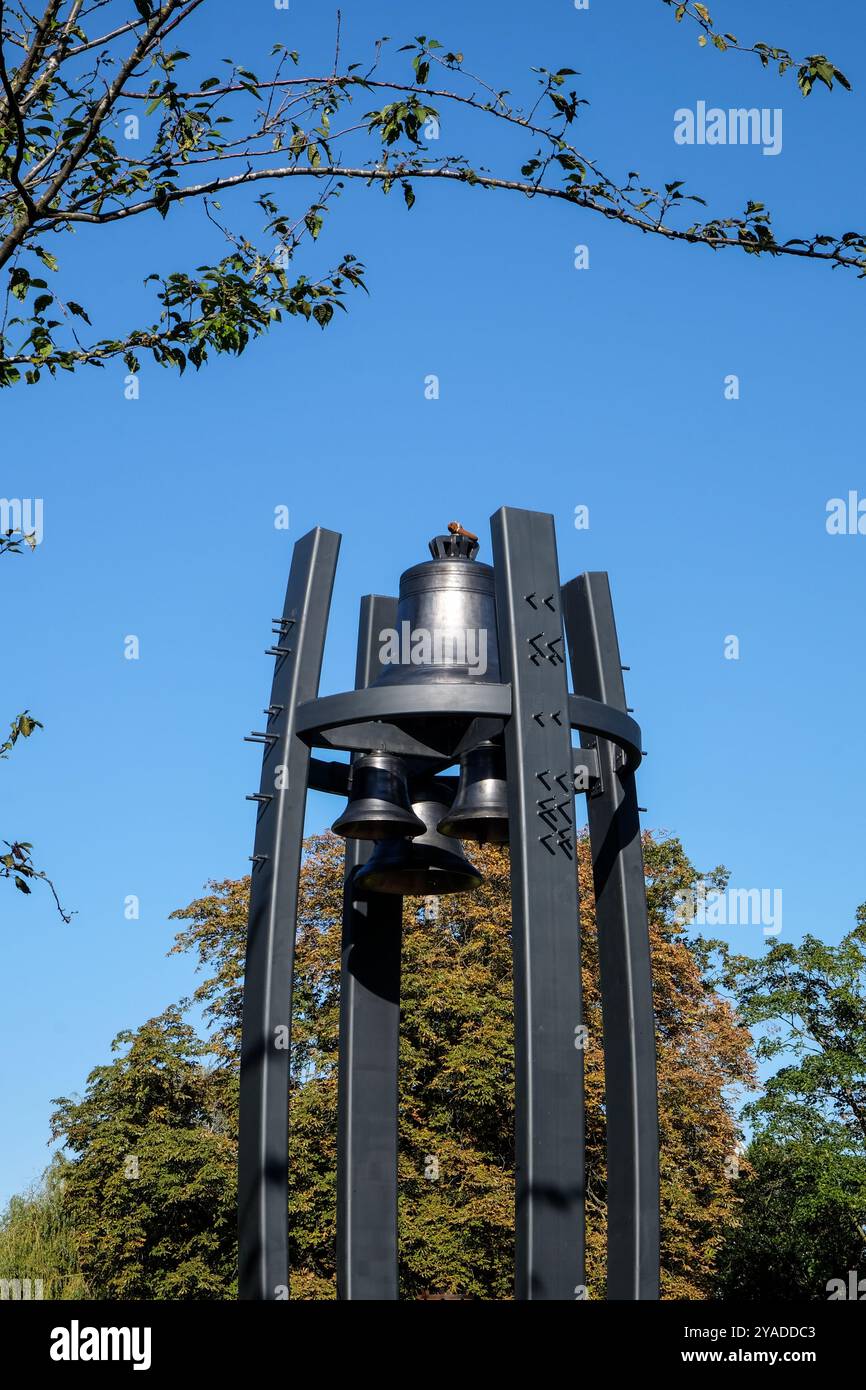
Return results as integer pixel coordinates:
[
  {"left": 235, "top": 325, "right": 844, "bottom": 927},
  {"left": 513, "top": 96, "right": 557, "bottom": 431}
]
[
  {"left": 337, "top": 595, "right": 403, "bottom": 1300},
  {"left": 238, "top": 527, "right": 341, "bottom": 1300},
  {"left": 308, "top": 756, "right": 351, "bottom": 796},
  {"left": 491, "top": 507, "right": 585, "bottom": 1301},
  {"left": 562, "top": 572, "right": 660, "bottom": 1301}
]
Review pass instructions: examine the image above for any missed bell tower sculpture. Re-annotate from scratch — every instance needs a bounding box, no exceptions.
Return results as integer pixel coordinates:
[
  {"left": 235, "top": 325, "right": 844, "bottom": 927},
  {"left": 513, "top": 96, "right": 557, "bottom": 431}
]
[{"left": 238, "top": 507, "right": 659, "bottom": 1301}]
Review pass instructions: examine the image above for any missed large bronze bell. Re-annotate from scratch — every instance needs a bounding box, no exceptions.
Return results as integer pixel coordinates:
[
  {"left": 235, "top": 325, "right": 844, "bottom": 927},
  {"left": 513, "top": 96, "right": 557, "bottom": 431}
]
[
  {"left": 354, "top": 778, "right": 483, "bottom": 897},
  {"left": 373, "top": 527, "right": 501, "bottom": 688},
  {"left": 437, "top": 741, "right": 510, "bottom": 844},
  {"left": 331, "top": 753, "right": 426, "bottom": 841}
]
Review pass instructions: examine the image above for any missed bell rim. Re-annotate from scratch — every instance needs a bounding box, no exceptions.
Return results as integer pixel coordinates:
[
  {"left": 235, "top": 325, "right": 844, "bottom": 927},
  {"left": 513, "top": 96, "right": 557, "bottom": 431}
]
[
  {"left": 331, "top": 802, "right": 426, "bottom": 840},
  {"left": 354, "top": 863, "right": 483, "bottom": 896},
  {"left": 332, "top": 820, "right": 426, "bottom": 842},
  {"left": 437, "top": 814, "right": 510, "bottom": 845}
]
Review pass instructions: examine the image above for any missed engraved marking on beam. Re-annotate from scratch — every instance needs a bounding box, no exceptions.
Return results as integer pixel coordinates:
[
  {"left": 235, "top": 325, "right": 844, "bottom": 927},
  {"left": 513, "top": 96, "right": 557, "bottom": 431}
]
[
  {"left": 527, "top": 632, "right": 565, "bottom": 666},
  {"left": 531, "top": 710, "right": 563, "bottom": 727}
]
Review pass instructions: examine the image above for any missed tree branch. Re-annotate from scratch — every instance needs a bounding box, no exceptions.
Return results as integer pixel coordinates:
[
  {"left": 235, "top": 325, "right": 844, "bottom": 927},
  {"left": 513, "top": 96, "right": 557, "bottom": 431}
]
[
  {"left": 0, "top": 8, "right": 862, "bottom": 390},
  {"left": 0, "top": 0, "right": 38, "bottom": 221},
  {"left": 43, "top": 161, "right": 866, "bottom": 272}
]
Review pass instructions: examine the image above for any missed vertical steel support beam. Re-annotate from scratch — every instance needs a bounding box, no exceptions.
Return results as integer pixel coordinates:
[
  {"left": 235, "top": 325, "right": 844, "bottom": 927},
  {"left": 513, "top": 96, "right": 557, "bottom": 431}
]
[
  {"left": 562, "top": 572, "right": 659, "bottom": 1300},
  {"left": 491, "top": 507, "right": 585, "bottom": 1301},
  {"left": 337, "top": 595, "right": 403, "bottom": 1300},
  {"left": 238, "top": 527, "right": 341, "bottom": 1300}
]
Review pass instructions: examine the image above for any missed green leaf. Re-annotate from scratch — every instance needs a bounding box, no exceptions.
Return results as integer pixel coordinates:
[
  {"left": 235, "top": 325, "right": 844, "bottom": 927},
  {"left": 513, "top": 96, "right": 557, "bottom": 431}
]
[
  {"left": 33, "top": 248, "right": 59, "bottom": 272},
  {"left": 10, "top": 268, "right": 30, "bottom": 300}
]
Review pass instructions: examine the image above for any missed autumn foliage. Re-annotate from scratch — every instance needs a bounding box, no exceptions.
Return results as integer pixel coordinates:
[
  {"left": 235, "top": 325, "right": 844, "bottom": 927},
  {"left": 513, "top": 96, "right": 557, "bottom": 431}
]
[{"left": 159, "top": 830, "right": 754, "bottom": 1298}]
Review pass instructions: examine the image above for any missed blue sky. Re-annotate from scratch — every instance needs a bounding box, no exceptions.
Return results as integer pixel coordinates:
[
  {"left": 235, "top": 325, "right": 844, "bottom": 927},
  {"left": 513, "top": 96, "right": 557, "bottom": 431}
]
[{"left": 2, "top": 0, "right": 865, "bottom": 1205}]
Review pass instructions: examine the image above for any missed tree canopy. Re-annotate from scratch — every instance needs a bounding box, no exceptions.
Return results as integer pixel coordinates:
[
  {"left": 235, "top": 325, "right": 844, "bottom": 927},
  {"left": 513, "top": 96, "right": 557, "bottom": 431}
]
[
  {"left": 0, "top": 1, "right": 859, "bottom": 388},
  {"left": 712, "top": 912, "right": 866, "bottom": 1298},
  {"left": 33, "top": 831, "right": 755, "bottom": 1298},
  {"left": 7, "top": 831, "right": 865, "bottom": 1299}
]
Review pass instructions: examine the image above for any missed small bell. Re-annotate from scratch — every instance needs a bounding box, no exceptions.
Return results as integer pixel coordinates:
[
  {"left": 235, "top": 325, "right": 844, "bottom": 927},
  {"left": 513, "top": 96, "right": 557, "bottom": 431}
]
[
  {"left": 354, "top": 779, "right": 483, "bottom": 896},
  {"left": 437, "top": 741, "right": 510, "bottom": 844},
  {"left": 331, "top": 753, "right": 426, "bottom": 841}
]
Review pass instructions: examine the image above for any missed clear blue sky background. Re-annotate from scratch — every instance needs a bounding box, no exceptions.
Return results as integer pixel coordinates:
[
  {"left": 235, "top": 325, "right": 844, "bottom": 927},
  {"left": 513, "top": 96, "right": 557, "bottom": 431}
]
[{"left": 2, "top": 0, "right": 864, "bottom": 1205}]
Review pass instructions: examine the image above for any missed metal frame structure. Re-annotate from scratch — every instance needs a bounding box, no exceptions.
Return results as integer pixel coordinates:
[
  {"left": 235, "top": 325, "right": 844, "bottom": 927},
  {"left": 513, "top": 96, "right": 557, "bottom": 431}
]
[{"left": 238, "top": 507, "right": 659, "bottom": 1301}]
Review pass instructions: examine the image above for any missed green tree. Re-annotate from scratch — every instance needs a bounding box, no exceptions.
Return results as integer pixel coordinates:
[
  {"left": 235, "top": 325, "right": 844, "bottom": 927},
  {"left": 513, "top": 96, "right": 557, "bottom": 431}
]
[
  {"left": 0, "top": 2, "right": 858, "bottom": 387},
  {"left": 49, "top": 1007, "right": 237, "bottom": 1298},
  {"left": 716, "top": 1134, "right": 866, "bottom": 1300},
  {"left": 724, "top": 916, "right": 866, "bottom": 1147},
  {"left": 0, "top": 1157, "right": 87, "bottom": 1298},
  {"left": 712, "top": 911, "right": 866, "bottom": 1298}
]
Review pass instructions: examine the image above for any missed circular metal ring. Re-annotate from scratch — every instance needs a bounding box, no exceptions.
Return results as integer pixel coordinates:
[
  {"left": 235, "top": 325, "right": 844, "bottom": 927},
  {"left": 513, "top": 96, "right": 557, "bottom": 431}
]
[
  {"left": 568, "top": 696, "right": 643, "bottom": 772},
  {"left": 295, "top": 683, "right": 512, "bottom": 740},
  {"left": 295, "top": 685, "right": 642, "bottom": 772}
]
